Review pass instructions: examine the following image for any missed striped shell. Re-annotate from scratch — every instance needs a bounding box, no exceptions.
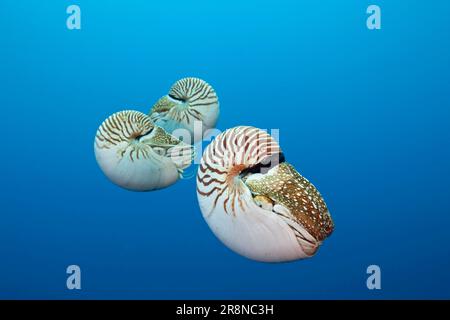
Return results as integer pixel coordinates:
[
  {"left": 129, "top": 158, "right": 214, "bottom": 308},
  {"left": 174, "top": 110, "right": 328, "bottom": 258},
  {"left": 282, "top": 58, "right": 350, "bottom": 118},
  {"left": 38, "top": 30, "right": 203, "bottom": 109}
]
[
  {"left": 94, "top": 110, "right": 193, "bottom": 191},
  {"left": 149, "top": 77, "right": 219, "bottom": 143},
  {"left": 196, "top": 126, "right": 334, "bottom": 262}
]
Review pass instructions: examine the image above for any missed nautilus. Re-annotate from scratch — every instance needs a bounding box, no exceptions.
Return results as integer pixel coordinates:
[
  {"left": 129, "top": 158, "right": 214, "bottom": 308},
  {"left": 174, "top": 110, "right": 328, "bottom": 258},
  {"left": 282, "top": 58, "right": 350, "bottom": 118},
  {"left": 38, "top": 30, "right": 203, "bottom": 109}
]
[
  {"left": 94, "top": 110, "right": 194, "bottom": 191},
  {"left": 149, "top": 77, "right": 219, "bottom": 142},
  {"left": 196, "top": 126, "right": 334, "bottom": 262}
]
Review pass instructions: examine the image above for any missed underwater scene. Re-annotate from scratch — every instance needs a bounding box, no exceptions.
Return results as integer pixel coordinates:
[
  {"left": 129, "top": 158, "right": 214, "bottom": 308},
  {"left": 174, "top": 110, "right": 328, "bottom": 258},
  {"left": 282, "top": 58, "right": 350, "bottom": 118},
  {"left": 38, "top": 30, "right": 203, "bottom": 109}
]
[{"left": 1, "top": 0, "right": 450, "bottom": 299}]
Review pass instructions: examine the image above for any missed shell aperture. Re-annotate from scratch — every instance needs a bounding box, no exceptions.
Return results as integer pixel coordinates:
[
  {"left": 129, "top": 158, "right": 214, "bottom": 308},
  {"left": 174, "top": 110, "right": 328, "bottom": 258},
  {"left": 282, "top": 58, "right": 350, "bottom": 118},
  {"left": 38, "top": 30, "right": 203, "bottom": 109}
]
[
  {"left": 149, "top": 77, "right": 219, "bottom": 143},
  {"left": 196, "top": 126, "right": 334, "bottom": 262},
  {"left": 94, "top": 110, "right": 194, "bottom": 191}
]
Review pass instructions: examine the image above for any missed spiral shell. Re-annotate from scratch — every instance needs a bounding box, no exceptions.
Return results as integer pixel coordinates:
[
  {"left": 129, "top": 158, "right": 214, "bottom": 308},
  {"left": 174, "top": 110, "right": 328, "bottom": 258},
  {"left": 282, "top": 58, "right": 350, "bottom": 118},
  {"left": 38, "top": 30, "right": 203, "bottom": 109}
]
[
  {"left": 196, "top": 126, "right": 334, "bottom": 262},
  {"left": 149, "top": 77, "right": 219, "bottom": 142},
  {"left": 95, "top": 110, "right": 193, "bottom": 191}
]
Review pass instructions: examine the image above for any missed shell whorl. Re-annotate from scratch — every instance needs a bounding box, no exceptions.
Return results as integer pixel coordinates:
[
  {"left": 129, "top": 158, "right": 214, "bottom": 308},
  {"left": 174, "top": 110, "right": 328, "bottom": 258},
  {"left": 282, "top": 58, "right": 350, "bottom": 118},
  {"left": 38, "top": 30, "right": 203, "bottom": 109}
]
[
  {"left": 168, "top": 77, "right": 218, "bottom": 109},
  {"left": 197, "top": 126, "right": 281, "bottom": 215},
  {"left": 94, "top": 110, "right": 193, "bottom": 191},
  {"left": 196, "top": 126, "right": 334, "bottom": 262},
  {"left": 95, "top": 110, "right": 154, "bottom": 161},
  {"left": 150, "top": 77, "right": 219, "bottom": 141}
]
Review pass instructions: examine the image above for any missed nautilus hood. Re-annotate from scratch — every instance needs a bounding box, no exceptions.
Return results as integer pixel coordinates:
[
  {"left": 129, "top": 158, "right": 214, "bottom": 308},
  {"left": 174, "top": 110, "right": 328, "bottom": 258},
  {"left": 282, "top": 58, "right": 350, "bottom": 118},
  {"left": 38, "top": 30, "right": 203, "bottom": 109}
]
[{"left": 245, "top": 162, "right": 334, "bottom": 242}]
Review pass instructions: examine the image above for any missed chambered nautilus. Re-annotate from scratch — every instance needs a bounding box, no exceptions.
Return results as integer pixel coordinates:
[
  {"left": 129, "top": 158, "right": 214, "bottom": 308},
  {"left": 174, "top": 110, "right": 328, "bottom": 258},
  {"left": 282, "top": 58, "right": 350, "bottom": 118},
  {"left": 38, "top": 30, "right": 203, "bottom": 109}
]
[
  {"left": 94, "top": 110, "right": 194, "bottom": 191},
  {"left": 196, "top": 126, "right": 334, "bottom": 262},
  {"left": 149, "top": 77, "right": 219, "bottom": 142}
]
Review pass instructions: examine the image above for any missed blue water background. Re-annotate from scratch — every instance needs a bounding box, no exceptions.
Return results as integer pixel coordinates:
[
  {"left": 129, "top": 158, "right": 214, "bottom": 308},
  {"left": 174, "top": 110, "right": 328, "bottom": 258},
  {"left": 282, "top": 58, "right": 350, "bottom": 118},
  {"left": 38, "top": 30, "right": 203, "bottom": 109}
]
[{"left": 0, "top": 0, "right": 449, "bottom": 299}]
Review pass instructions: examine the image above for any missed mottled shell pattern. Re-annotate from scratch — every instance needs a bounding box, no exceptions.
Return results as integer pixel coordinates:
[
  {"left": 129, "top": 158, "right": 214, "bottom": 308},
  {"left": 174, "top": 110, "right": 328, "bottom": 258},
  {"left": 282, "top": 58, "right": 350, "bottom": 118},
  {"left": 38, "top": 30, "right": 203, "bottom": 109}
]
[
  {"left": 95, "top": 110, "right": 193, "bottom": 191},
  {"left": 196, "top": 126, "right": 334, "bottom": 262},
  {"left": 149, "top": 78, "right": 219, "bottom": 142}
]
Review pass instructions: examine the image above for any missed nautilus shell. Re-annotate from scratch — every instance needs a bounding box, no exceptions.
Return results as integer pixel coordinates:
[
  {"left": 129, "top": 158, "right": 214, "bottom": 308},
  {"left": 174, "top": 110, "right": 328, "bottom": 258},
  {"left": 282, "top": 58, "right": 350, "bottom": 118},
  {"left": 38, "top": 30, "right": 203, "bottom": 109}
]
[
  {"left": 196, "top": 126, "right": 334, "bottom": 262},
  {"left": 95, "top": 110, "right": 193, "bottom": 191},
  {"left": 149, "top": 78, "right": 219, "bottom": 142}
]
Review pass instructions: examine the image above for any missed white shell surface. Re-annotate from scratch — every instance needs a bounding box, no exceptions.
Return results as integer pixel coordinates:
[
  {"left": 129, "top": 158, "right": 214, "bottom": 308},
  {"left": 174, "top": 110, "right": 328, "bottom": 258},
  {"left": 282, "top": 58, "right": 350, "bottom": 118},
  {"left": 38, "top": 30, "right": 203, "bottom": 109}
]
[
  {"left": 198, "top": 185, "right": 311, "bottom": 262},
  {"left": 149, "top": 77, "right": 219, "bottom": 143},
  {"left": 196, "top": 126, "right": 333, "bottom": 262},
  {"left": 95, "top": 110, "right": 193, "bottom": 191}
]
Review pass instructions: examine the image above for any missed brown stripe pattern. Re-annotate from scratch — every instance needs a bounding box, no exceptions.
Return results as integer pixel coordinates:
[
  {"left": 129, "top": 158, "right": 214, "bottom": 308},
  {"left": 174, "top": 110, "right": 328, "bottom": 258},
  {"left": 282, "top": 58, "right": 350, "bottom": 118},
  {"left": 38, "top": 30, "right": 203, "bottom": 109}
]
[
  {"left": 151, "top": 77, "right": 218, "bottom": 125},
  {"left": 95, "top": 110, "right": 154, "bottom": 162},
  {"left": 197, "top": 126, "right": 281, "bottom": 216}
]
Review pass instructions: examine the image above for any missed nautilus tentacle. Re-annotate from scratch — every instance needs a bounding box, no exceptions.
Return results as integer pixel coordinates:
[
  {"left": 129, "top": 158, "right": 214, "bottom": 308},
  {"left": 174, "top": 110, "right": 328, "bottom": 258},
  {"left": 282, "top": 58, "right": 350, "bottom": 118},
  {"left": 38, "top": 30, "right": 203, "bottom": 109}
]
[
  {"left": 149, "top": 78, "right": 219, "bottom": 143},
  {"left": 196, "top": 126, "right": 334, "bottom": 262},
  {"left": 94, "top": 110, "right": 194, "bottom": 191}
]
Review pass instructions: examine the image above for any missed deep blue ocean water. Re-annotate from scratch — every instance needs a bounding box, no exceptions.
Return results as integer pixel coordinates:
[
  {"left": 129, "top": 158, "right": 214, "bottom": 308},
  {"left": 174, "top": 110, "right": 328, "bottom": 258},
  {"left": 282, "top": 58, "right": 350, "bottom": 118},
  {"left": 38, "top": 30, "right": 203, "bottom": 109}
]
[{"left": 1, "top": 0, "right": 449, "bottom": 299}]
